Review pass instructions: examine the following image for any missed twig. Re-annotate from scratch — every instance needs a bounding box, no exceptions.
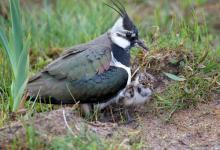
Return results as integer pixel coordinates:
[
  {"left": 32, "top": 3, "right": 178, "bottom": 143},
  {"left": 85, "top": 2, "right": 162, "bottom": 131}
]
[
  {"left": 131, "top": 66, "right": 140, "bottom": 79},
  {"left": 110, "top": 106, "right": 116, "bottom": 123},
  {"left": 66, "top": 84, "right": 77, "bottom": 103},
  {"left": 31, "top": 87, "right": 41, "bottom": 110},
  {"left": 62, "top": 109, "right": 80, "bottom": 136},
  {"left": 63, "top": 109, "right": 75, "bottom": 135},
  {"left": 131, "top": 52, "right": 149, "bottom": 79}
]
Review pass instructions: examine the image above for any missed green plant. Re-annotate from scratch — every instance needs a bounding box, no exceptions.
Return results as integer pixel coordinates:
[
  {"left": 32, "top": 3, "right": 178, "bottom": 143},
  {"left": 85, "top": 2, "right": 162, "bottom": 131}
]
[
  {"left": 0, "top": 0, "right": 29, "bottom": 111},
  {"left": 9, "top": 125, "right": 46, "bottom": 150},
  {"left": 50, "top": 131, "right": 108, "bottom": 150}
]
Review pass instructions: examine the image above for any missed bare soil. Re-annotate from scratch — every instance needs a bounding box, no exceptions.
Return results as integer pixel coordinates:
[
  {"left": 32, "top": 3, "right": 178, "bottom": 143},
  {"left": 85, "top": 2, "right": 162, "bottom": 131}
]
[
  {"left": 130, "top": 99, "right": 220, "bottom": 149},
  {"left": 0, "top": 98, "right": 219, "bottom": 149}
]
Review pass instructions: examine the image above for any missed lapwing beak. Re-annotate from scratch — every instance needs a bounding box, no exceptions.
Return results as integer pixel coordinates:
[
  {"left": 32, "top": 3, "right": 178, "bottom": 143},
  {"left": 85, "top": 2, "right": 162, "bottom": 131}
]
[{"left": 135, "top": 39, "right": 148, "bottom": 52}]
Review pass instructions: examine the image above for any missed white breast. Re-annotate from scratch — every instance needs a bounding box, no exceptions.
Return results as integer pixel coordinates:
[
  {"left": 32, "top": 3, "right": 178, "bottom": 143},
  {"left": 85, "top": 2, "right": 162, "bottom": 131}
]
[{"left": 110, "top": 52, "right": 131, "bottom": 85}]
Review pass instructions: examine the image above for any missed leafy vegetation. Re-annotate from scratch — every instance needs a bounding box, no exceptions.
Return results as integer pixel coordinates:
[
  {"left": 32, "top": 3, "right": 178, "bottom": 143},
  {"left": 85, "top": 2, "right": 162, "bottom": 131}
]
[
  {"left": 0, "top": 0, "right": 219, "bottom": 149},
  {"left": 8, "top": 126, "right": 108, "bottom": 150},
  {"left": 0, "top": 0, "right": 29, "bottom": 112},
  {"left": 137, "top": 0, "right": 220, "bottom": 120}
]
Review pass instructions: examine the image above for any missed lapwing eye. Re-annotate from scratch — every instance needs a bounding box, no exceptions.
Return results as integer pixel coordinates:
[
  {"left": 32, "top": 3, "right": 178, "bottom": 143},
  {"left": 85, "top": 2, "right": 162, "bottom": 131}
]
[{"left": 126, "top": 32, "right": 137, "bottom": 41}]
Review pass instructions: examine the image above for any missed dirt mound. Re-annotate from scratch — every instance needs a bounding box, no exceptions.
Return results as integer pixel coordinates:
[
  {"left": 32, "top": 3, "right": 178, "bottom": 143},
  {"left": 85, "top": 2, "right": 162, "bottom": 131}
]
[
  {"left": 0, "top": 108, "right": 117, "bottom": 148},
  {"left": 1, "top": 100, "right": 219, "bottom": 149}
]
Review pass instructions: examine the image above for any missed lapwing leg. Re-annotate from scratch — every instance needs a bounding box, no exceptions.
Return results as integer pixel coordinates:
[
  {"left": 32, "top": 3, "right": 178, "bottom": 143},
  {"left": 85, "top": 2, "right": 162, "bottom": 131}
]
[
  {"left": 80, "top": 104, "right": 92, "bottom": 117},
  {"left": 124, "top": 107, "right": 135, "bottom": 124}
]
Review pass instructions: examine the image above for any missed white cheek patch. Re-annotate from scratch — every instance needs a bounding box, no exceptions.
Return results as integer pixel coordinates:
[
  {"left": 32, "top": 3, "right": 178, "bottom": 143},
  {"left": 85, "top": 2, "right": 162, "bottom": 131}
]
[
  {"left": 111, "top": 34, "right": 130, "bottom": 49},
  {"left": 110, "top": 17, "right": 131, "bottom": 49}
]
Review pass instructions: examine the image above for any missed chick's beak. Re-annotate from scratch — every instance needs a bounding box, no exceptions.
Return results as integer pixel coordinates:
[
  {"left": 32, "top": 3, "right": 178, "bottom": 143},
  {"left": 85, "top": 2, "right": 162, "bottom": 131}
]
[{"left": 135, "top": 39, "right": 148, "bottom": 52}]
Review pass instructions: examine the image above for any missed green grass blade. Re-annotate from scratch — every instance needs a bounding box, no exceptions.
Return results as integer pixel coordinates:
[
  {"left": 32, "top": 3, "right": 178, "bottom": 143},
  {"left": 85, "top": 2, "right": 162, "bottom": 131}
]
[
  {"left": 0, "top": 28, "right": 16, "bottom": 72},
  {"left": 12, "top": 78, "right": 28, "bottom": 111},
  {"left": 10, "top": 0, "right": 23, "bottom": 64},
  {"left": 164, "top": 72, "right": 186, "bottom": 81},
  {"left": 10, "top": 0, "right": 29, "bottom": 111},
  {"left": 0, "top": 0, "right": 29, "bottom": 111}
]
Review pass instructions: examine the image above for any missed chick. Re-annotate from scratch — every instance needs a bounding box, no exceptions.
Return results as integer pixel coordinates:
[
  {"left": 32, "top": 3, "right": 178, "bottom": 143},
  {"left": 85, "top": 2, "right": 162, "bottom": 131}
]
[
  {"left": 117, "top": 74, "right": 152, "bottom": 106},
  {"left": 92, "top": 73, "right": 152, "bottom": 119}
]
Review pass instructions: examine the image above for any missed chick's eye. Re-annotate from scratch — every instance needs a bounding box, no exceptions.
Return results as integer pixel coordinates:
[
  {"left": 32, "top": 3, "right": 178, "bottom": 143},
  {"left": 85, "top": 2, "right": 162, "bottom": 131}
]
[
  {"left": 126, "top": 32, "right": 132, "bottom": 38},
  {"left": 137, "top": 87, "right": 142, "bottom": 93}
]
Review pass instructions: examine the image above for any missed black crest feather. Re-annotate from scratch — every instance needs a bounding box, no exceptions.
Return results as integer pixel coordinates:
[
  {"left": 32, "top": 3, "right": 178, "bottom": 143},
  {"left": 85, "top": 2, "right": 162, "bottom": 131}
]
[
  {"left": 104, "top": 0, "right": 127, "bottom": 17},
  {"left": 105, "top": 0, "right": 137, "bottom": 32}
]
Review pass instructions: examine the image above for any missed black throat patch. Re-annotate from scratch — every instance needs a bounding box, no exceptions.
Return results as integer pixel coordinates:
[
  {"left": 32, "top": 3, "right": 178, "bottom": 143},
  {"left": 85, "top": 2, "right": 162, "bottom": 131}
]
[{"left": 111, "top": 43, "right": 130, "bottom": 67}]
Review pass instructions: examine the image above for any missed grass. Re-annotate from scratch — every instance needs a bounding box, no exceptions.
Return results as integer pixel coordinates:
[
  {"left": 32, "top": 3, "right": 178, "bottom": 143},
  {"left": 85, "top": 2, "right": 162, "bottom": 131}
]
[
  {"left": 24, "top": 0, "right": 114, "bottom": 72},
  {"left": 0, "top": 0, "right": 29, "bottom": 112},
  {"left": 155, "top": 74, "right": 212, "bottom": 120},
  {"left": 0, "top": 0, "right": 220, "bottom": 149},
  {"left": 50, "top": 132, "right": 107, "bottom": 150},
  {"left": 8, "top": 126, "right": 108, "bottom": 150},
  {"left": 8, "top": 125, "right": 143, "bottom": 150},
  {"left": 137, "top": 0, "right": 220, "bottom": 120}
]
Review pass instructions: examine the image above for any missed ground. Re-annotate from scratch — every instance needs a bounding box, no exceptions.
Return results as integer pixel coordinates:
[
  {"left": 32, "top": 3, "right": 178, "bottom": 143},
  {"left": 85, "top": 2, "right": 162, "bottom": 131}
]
[{"left": 1, "top": 96, "right": 219, "bottom": 149}]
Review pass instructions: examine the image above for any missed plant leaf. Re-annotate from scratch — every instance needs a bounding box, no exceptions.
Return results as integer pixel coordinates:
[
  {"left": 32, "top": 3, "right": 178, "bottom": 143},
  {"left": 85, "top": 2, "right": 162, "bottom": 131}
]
[
  {"left": 10, "top": 0, "right": 23, "bottom": 63},
  {"left": 163, "top": 72, "right": 186, "bottom": 81},
  {"left": 12, "top": 78, "right": 28, "bottom": 111},
  {"left": 0, "top": 0, "right": 30, "bottom": 111},
  {"left": 0, "top": 28, "right": 16, "bottom": 73}
]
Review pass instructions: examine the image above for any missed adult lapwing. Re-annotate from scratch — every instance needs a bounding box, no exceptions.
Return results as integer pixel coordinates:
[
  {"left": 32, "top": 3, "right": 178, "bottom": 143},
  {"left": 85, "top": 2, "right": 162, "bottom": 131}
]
[{"left": 27, "top": 0, "right": 148, "bottom": 113}]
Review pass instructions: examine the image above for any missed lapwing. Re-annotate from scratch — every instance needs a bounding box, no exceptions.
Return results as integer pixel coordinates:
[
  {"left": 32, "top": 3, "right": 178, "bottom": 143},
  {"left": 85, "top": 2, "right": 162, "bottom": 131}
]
[
  {"left": 27, "top": 0, "right": 148, "bottom": 113},
  {"left": 94, "top": 73, "right": 152, "bottom": 110},
  {"left": 92, "top": 72, "right": 152, "bottom": 122}
]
